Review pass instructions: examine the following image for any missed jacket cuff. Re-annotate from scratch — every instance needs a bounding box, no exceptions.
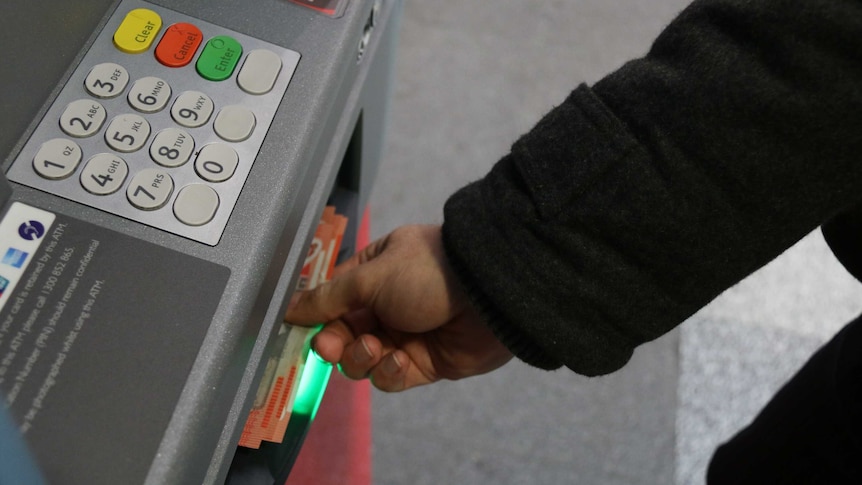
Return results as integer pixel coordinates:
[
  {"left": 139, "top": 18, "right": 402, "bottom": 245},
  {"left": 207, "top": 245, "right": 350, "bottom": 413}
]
[{"left": 441, "top": 223, "right": 563, "bottom": 370}]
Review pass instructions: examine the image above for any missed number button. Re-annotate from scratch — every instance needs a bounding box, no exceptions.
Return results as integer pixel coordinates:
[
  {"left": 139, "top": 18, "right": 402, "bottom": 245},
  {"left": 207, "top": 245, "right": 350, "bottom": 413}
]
[
  {"left": 33, "top": 138, "right": 82, "bottom": 180},
  {"left": 171, "top": 91, "right": 214, "bottom": 128},
  {"left": 127, "top": 168, "right": 174, "bottom": 210},
  {"left": 150, "top": 128, "right": 194, "bottom": 167},
  {"left": 173, "top": 184, "right": 219, "bottom": 226},
  {"left": 59, "top": 99, "right": 107, "bottom": 138},
  {"left": 85, "top": 63, "right": 130, "bottom": 98},
  {"left": 128, "top": 76, "right": 172, "bottom": 113},
  {"left": 80, "top": 153, "right": 129, "bottom": 195},
  {"left": 195, "top": 144, "right": 238, "bottom": 183},
  {"left": 105, "top": 114, "right": 151, "bottom": 152}
]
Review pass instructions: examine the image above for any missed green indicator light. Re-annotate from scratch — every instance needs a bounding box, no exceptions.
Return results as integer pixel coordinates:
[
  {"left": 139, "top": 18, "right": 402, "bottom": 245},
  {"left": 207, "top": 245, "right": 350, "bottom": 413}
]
[{"left": 291, "top": 328, "right": 333, "bottom": 421}]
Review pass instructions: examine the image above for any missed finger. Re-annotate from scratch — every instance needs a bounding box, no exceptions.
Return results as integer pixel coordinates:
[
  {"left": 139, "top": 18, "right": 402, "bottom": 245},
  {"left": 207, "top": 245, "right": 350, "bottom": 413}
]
[
  {"left": 337, "top": 334, "right": 383, "bottom": 380},
  {"left": 310, "top": 308, "right": 381, "bottom": 364},
  {"left": 368, "top": 351, "right": 407, "bottom": 392},
  {"left": 310, "top": 320, "right": 355, "bottom": 364},
  {"left": 368, "top": 350, "right": 437, "bottom": 392}
]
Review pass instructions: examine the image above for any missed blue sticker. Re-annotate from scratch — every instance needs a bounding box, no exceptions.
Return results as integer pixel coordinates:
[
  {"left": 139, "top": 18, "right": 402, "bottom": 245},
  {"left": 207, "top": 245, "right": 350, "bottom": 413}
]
[{"left": 2, "top": 248, "right": 29, "bottom": 269}]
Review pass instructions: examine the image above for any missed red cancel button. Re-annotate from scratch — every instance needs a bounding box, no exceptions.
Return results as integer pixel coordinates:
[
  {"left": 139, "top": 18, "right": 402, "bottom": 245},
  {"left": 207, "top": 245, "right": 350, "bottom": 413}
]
[
  {"left": 289, "top": 0, "right": 349, "bottom": 18},
  {"left": 155, "top": 22, "right": 204, "bottom": 68}
]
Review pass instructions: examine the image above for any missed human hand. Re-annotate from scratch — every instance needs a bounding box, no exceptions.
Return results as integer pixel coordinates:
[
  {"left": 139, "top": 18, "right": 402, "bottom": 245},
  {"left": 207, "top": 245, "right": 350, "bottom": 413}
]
[{"left": 285, "top": 224, "right": 513, "bottom": 392}]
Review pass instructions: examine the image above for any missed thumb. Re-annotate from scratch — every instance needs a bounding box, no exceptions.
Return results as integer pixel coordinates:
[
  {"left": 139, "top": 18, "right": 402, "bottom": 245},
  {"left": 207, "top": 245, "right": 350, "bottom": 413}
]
[
  {"left": 284, "top": 260, "right": 381, "bottom": 326},
  {"left": 284, "top": 231, "right": 391, "bottom": 325}
]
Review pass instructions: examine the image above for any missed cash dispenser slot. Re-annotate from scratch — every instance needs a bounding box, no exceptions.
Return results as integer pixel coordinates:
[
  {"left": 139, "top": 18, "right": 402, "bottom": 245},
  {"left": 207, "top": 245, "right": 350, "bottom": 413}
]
[
  {"left": 226, "top": 0, "right": 400, "bottom": 475},
  {"left": 327, "top": 112, "right": 365, "bottom": 262},
  {"left": 227, "top": 112, "right": 365, "bottom": 484}
]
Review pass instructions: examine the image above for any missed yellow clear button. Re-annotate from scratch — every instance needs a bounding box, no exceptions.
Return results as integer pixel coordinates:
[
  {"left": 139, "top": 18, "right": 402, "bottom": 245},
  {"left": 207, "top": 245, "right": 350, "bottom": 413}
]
[{"left": 113, "top": 8, "right": 162, "bottom": 54}]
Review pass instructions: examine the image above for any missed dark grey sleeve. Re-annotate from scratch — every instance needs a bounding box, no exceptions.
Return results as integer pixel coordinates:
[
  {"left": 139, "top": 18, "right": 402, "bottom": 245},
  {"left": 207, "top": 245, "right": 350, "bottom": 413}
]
[{"left": 442, "top": 0, "right": 862, "bottom": 375}]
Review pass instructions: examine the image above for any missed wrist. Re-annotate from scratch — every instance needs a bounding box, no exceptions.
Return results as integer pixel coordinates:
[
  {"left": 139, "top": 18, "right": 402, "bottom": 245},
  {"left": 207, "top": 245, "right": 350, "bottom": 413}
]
[{"left": 440, "top": 224, "right": 562, "bottom": 370}]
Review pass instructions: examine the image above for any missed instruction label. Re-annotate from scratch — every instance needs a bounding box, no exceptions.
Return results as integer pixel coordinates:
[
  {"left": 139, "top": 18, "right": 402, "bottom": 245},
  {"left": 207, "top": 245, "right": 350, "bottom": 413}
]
[{"left": 0, "top": 202, "right": 230, "bottom": 484}]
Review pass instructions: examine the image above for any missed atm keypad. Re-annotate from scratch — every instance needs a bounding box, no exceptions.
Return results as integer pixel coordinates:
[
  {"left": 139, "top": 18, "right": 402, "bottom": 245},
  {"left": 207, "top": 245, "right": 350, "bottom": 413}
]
[{"left": 6, "top": 0, "right": 301, "bottom": 245}]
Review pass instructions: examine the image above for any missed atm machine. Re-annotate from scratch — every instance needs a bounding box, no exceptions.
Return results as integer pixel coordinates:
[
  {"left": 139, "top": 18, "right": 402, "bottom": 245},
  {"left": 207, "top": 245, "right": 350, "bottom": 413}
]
[{"left": 0, "top": 0, "right": 402, "bottom": 483}]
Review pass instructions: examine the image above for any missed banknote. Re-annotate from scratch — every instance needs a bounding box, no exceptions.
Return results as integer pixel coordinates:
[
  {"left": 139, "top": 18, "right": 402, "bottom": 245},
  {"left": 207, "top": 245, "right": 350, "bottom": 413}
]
[
  {"left": 238, "top": 206, "right": 347, "bottom": 448},
  {"left": 238, "top": 325, "right": 311, "bottom": 448}
]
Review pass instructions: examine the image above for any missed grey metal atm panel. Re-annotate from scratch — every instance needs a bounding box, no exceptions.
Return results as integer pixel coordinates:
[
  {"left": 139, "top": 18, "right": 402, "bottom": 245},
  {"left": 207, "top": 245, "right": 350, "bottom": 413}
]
[{"left": 0, "top": 0, "right": 402, "bottom": 483}]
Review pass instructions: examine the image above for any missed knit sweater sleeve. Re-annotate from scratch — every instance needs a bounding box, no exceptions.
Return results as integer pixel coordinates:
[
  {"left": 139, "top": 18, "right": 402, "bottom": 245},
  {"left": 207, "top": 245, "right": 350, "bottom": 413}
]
[{"left": 441, "top": 0, "right": 862, "bottom": 376}]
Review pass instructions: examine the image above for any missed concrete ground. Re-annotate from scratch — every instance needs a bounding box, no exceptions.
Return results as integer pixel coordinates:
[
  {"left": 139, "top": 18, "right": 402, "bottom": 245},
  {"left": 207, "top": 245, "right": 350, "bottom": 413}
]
[{"left": 367, "top": 1, "right": 862, "bottom": 484}]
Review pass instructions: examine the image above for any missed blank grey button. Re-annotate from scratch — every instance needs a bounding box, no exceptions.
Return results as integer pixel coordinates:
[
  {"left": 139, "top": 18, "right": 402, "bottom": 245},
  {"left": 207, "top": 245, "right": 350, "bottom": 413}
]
[
  {"left": 213, "top": 105, "right": 256, "bottom": 142},
  {"left": 174, "top": 184, "right": 219, "bottom": 226},
  {"left": 237, "top": 49, "right": 282, "bottom": 95}
]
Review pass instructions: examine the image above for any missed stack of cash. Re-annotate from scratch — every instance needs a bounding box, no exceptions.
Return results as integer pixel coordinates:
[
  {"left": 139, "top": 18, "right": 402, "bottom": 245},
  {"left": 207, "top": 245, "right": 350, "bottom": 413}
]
[{"left": 238, "top": 206, "right": 347, "bottom": 449}]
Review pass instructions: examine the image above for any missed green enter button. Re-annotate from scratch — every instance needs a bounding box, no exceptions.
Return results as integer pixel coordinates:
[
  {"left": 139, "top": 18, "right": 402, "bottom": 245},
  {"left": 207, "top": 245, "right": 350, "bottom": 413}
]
[{"left": 196, "top": 35, "right": 243, "bottom": 81}]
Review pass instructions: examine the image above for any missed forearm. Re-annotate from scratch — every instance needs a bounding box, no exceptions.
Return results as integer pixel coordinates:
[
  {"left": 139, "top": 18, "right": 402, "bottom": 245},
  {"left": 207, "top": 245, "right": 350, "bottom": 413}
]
[{"left": 442, "top": 0, "right": 862, "bottom": 375}]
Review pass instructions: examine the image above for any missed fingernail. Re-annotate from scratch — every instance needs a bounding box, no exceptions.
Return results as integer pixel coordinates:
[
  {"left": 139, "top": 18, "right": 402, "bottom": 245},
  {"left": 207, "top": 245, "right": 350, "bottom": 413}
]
[
  {"left": 353, "top": 337, "right": 373, "bottom": 364},
  {"left": 382, "top": 353, "right": 402, "bottom": 376}
]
